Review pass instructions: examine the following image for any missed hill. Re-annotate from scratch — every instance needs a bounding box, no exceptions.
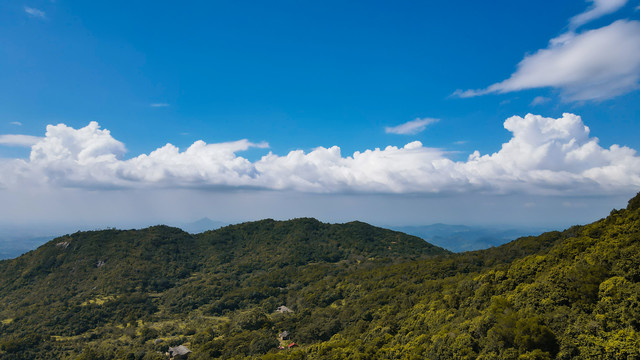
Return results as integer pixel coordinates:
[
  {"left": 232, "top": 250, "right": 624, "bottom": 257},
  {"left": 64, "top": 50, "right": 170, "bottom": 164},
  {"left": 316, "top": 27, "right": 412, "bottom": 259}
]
[
  {"left": 0, "top": 218, "right": 446, "bottom": 360},
  {"left": 0, "top": 195, "right": 639, "bottom": 359}
]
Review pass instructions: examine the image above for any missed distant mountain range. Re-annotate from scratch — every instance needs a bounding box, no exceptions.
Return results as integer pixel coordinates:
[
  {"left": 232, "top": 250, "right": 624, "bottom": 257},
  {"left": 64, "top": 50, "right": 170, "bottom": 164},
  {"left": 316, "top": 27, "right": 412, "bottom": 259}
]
[
  {"left": 0, "top": 236, "right": 53, "bottom": 261},
  {"left": 393, "top": 223, "right": 552, "bottom": 252},
  {"left": 172, "top": 217, "right": 228, "bottom": 234},
  {"left": 0, "top": 224, "right": 79, "bottom": 261}
]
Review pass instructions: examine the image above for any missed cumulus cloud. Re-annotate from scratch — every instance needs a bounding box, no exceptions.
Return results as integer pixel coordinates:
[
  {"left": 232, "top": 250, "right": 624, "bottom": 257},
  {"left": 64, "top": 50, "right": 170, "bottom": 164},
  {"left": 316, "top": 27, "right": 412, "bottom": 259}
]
[
  {"left": 460, "top": 113, "right": 640, "bottom": 193},
  {"left": 0, "top": 134, "right": 42, "bottom": 147},
  {"left": 1, "top": 115, "right": 638, "bottom": 195},
  {"left": 150, "top": 103, "right": 170, "bottom": 107},
  {"left": 570, "top": 0, "right": 628, "bottom": 29},
  {"left": 385, "top": 118, "right": 439, "bottom": 135},
  {"left": 30, "top": 122, "right": 126, "bottom": 163},
  {"left": 455, "top": 20, "right": 640, "bottom": 101},
  {"left": 24, "top": 7, "right": 46, "bottom": 18}
]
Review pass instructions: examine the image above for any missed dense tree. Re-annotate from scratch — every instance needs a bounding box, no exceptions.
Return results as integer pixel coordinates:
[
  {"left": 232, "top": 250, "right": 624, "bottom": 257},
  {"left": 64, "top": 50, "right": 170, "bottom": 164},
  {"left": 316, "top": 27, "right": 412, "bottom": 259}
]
[{"left": 0, "top": 193, "right": 639, "bottom": 359}]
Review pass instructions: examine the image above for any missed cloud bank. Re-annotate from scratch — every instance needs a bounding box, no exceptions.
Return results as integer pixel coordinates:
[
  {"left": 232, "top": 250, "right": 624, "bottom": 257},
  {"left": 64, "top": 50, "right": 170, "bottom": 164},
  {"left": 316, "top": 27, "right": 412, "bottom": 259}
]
[
  {"left": 1, "top": 114, "right": 638, "bottom": 195},
  {"left": 455, "top": 20, "right": 640, "bottom": 101}
]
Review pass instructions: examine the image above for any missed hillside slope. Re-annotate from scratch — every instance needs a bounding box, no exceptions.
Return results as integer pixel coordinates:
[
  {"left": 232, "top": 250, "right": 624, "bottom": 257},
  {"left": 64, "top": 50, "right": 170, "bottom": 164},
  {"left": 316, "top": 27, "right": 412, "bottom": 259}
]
[
  {"left": 0, "top": 195, "right": 638, "bottom": 359},
  {"left": 264, "top": 194, "right": 640, "bottom": 359},
  {"left": 0, "top": 218, "right": 447, "bottom": 359}
]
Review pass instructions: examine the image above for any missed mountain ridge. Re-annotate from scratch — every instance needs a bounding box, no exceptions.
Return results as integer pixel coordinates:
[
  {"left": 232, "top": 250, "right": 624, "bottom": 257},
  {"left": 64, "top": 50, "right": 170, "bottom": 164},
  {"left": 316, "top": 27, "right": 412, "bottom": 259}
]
[{"left": 0, "top": 193, "right": 638, "bottom": 359}]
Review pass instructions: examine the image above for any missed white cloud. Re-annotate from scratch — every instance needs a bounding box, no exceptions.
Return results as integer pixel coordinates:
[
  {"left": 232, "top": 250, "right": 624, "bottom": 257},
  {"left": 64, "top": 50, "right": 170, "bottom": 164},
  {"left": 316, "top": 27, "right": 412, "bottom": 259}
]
[
  {"left": 30, "top": 122, "right": 126, "bottom": 163},
  {"left": 385, "top": 118, "right": 438, "bottom": 135},
  {"left": 10, "top": 121, "right": 22, "bottom": 126},
  {"left": 570, "top": 0, "right": 628, "bottom": 29},
  {"left": 455, "top": 20, "right": 640, "bottom": 101},
  {"left": 530, "top": 96, "right": 551, "bottom": 106},
  {"left": 1, "top": 115, "right": 639, "bottom": 195},
  {"left": 150, "top": 103, "right": 170, "bottom": 107},
  {"left": 24, "top": 7, "right": 46, "bottom": 18},
  {"left": 459, "top": 113, "right": 640, "bottom": 194},
  {"left": 0, "top": 134, "right": 42, "bottom": 147}
]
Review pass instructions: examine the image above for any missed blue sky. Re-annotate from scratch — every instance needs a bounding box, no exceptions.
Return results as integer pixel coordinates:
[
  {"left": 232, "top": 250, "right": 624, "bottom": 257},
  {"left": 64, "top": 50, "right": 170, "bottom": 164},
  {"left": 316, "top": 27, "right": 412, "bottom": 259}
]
[{"left": 1, "top": 0, "right": 639, "bottom": 230}]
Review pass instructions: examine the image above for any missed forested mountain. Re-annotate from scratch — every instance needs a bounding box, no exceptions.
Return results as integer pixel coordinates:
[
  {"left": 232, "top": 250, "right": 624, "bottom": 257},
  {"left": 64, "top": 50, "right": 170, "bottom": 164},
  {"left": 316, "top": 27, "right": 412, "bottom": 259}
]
[{"left": 1, "top": 195, "right": 639, "bottom": 359}]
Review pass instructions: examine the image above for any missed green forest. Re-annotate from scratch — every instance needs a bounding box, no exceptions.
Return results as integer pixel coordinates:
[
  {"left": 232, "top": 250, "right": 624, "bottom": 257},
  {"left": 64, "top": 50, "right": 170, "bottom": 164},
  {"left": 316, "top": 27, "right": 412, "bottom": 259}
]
[{"left": 1, "top": 194, "right": 639, "bottom": 359}]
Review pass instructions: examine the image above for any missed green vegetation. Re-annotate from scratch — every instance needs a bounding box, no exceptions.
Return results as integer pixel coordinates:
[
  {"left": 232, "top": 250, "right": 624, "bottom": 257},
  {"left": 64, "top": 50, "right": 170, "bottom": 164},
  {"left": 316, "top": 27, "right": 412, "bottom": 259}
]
[{"left": 1, "top": 195, "right": 639, "bottom": 359}]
